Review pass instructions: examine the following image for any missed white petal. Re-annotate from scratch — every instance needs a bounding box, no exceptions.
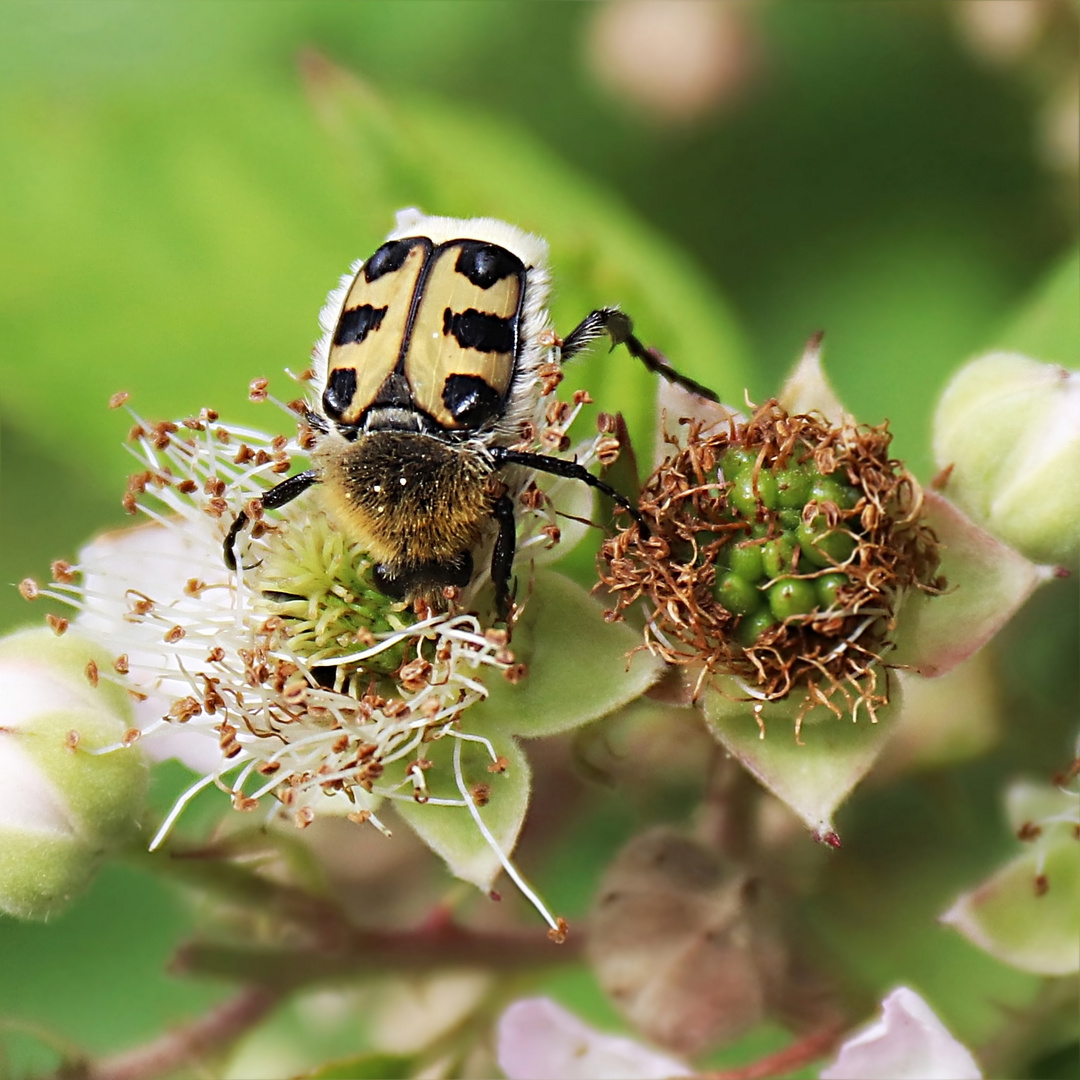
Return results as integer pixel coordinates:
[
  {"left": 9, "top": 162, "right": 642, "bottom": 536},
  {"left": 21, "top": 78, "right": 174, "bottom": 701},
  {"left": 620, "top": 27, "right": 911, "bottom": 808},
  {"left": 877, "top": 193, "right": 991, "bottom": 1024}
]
[
  {"left": 497, "top": 997, "right": 692, "bottom": 1080},
  {"left": 76, "top": 520, "right": 234, "bottom": 771},
  {"left": 819, "top": 987, "right": 982, "bottom": 1080}
]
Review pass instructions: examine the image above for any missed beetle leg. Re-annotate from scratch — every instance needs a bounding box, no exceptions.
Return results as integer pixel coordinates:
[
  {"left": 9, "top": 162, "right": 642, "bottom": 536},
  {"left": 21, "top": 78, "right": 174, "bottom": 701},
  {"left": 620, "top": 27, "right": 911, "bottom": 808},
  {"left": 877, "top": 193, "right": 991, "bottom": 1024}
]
[
  {"left": 223, "top": 469, "right": 320, "bottom": 571},
  {"left": 490, "top": 446, "right": 650, "bottom": 538},
  {"left": 490, "top": 492, "right": 518, "bottom": 622},
  {"left": 558, "top": 307, "right": 720, "bottom": 403}
]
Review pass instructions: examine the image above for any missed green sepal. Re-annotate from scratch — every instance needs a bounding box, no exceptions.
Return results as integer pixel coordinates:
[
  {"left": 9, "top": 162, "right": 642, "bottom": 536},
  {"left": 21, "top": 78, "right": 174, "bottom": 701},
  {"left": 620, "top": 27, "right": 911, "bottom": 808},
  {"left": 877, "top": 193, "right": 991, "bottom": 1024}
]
[
  {"left": 889, "top": 492, "right": 1050, "bottom": 678},
  {"left": 17, "top": 707, "right": 148, "bottom": 847},
  {"left": 389, "top": 726, "right": 531, "bottom": 893},
  {"left": 701, "top": 676, "right": 901, "bottom": 841},
  {"left": 942, "top": 834, "right": 1080, "bottom": 976},
  {"left": 468, "top": 571, "right": 664, "bottom": 739}
]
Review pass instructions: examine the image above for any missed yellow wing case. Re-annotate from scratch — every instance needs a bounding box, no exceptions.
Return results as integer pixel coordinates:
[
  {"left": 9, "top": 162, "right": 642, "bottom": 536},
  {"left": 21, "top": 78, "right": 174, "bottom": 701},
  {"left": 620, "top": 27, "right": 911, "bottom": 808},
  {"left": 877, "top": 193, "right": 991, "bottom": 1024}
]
[{"left": 324, "top": 237, "right": 526, "bottom": 432}]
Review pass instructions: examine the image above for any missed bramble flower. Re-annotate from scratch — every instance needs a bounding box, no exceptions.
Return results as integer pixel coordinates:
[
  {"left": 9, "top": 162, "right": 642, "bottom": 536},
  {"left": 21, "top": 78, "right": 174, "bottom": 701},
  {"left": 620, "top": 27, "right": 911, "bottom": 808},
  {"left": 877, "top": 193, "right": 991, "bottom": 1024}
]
[
  {"left": 819, "top": 986, "right": 982, "bottom": 1080},
  {"left": 600, "top": 336, "right": 1056, "bottom": 840},
  {"left": 19, "top": 353, "right": 660, "bottom": 928}
]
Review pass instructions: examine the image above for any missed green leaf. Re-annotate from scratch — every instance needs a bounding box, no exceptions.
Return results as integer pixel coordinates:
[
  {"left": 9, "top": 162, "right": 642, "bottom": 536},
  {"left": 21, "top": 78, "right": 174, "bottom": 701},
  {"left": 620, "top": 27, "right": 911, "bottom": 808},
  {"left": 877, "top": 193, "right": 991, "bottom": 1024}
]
[
  {"left": 989, "top": 247, "right": 1080, "bottom": 368},
  {"left": 701, "top": 677, "right": 901, "bottom": 842},
  {"left": 889, "top": 492, "right": 1052, "bottom": 678},
  {"left": 297, "top": 1052, "right": 416, "bottom": 1079},
  {"left": 942, "top": 835, "right": 1080, "bottom": 976},
  {"left": 468, "top": 571, "right": 664, "bottom": 739},
  {"left": 389, "top": 728, "right": 530, "bottom": 892}
]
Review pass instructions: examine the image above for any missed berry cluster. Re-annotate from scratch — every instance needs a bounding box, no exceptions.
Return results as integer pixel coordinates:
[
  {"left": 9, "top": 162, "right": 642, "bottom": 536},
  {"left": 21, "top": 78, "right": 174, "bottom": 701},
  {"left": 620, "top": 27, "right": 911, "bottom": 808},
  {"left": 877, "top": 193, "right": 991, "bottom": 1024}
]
[
  {"left": 599, "top": 400, "right": 942, "bottom": 711},
  {"left": 711, "top": 445, "right": 860, "bottom": 646}
]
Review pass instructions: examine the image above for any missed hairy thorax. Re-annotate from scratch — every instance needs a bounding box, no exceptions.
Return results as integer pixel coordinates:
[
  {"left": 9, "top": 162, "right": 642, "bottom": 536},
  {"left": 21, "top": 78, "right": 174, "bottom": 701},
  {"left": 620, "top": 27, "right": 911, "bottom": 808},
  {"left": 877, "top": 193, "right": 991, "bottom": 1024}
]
[{"left": 313, "top": 432, "right": 498, "bottom": 571}]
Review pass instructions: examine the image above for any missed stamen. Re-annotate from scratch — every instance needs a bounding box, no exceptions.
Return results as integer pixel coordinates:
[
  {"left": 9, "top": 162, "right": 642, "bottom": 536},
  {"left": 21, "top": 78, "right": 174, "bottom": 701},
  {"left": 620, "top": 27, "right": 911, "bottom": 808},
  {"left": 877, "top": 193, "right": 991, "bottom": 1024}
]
[{"left": 450, "top": 736, "right": 559, "bottom": 932}]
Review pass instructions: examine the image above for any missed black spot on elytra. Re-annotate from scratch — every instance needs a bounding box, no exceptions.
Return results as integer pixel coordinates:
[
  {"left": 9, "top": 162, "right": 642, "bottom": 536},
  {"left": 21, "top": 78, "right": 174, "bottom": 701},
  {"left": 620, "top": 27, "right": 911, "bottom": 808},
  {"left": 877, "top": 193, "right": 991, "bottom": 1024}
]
[
  {"left": 363, "top": 240, "right": 413, "bottom": 283},
  {"left": 334, "top": 304, "right": 387, "bottom": 346},
  {"left": 322, "top": 367, "right": 358, "bottom": 420},
  {"left": 454, "top": 242, "right": 524, "bottom": 289},
  {"left": 442, "top": 308, "right": 515, "bottom": 354},
  {"left": 442, "top": 373, "right": 503, "bottom": 428}
]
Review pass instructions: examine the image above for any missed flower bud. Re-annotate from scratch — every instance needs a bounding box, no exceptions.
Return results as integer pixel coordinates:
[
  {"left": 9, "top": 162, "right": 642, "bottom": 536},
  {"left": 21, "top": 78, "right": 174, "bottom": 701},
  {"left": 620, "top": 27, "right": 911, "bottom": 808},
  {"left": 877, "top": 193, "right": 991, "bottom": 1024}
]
[
  {"left": 933, "top": 352, "right": 1080, "bottom": 567},
  {"left": 0, "top": 628, "right": 148, "bottom": 919}
]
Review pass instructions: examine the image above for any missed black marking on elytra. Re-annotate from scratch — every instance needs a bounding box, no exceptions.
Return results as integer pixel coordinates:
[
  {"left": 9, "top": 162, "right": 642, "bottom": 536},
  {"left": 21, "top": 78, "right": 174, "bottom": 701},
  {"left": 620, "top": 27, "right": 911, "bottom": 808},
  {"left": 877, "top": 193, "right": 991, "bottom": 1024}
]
[
  {"left": 322, "top": 367, "right": 358, "bottom": 420},
  {"left": 454, "top": 242, "right": 524, "bottom": 289},
  {"left": 442, "top": 373, "right": 503, "bottom": 427},
  {"left": 363, "top": 240, "right": 414, "bottom": 283},
  {"left": 442, "top": 308, "right": 515, "bottom": 354},
  {"left": 334, "top": 304, "right": 387, "bottom": 347}
]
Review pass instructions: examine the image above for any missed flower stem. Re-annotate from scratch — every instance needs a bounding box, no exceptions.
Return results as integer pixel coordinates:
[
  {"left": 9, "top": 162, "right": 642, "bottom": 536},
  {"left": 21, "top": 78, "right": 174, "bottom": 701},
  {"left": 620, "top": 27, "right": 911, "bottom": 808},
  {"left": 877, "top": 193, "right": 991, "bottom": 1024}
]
[{"left": 172, "top": 919, "right": 582, "bottom": 990}]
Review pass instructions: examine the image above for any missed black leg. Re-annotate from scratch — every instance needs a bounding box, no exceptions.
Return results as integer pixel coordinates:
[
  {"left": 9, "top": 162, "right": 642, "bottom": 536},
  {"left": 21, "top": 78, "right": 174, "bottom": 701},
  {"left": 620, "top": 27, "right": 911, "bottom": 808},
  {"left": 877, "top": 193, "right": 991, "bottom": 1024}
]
[
  {"left": 372, "top": 551, "right": 474, "bottom": 603},
  {"left": 490, "top": 493, "right": 517, "bottom": 621},
  {"left": 559, "top": 306, "right": 720, "bottom": 403},
  {"left": 490, "top": 446, "right": 650, "bottom": 538},
  {"left": 223, "top": 469, "right": 320, "bottom": 570}
]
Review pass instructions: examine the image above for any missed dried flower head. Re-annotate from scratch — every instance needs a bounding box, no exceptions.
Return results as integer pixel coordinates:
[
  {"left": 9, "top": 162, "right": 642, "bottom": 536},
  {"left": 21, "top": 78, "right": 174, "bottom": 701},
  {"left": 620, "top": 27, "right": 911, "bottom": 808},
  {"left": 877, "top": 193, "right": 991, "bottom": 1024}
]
[{"left": 600, "top": 397, "right": 943, "bottom": 719}]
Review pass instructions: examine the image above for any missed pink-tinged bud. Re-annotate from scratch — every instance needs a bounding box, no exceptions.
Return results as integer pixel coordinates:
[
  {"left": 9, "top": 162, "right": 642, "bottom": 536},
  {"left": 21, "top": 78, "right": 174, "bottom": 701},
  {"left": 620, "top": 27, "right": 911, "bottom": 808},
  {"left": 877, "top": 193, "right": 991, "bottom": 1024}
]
[
  {"left": 933, "top": 352, "right": 1080, "bottom": 568},
  {"left": 0, "top": 629, "right": 147, "bottom": 919}
]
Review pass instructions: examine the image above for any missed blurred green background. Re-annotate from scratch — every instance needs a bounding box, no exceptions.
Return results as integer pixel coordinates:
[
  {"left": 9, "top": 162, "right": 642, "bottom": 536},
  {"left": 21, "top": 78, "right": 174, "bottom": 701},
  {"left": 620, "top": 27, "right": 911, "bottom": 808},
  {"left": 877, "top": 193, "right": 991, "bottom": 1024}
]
[{"left": 1, "top": 2, "right": 1077, "bottom": 1077}]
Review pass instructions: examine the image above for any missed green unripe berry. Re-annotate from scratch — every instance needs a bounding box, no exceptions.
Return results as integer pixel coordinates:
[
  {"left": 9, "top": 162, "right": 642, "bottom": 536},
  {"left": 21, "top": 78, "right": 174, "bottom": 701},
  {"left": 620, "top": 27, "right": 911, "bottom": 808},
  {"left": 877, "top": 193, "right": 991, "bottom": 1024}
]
[
  {"left": 720, "top": 447, "right": 757, "bottom": 480},
  {"left": 810, "top": 476, "right": 860, "bottom": 511},
  {"left": 738, "top": 608, "right": 778, "bottom": 647},
  {"left": 816, "top": 572, "right": 850, "bottom": 608},
  {"left": 797, "top": 517, "right": 857, "bottom": 567},
  {"left": 775, "top": 465, "right": 812, "bottom": 508},
  {"left": 762, "top": 534, "right": 799, "bottom": 579},
  {"left": 730, "top": 472, "right": 779, "bottom": 516},
  {"left": 714, "top": 571, "right": 762, "bottom": 616},
  {"left": 727, "top": 542, "right": 765, "bottom": 582},
  {"left": 767, "top": 578, "right": 819, "bottom": 619}
]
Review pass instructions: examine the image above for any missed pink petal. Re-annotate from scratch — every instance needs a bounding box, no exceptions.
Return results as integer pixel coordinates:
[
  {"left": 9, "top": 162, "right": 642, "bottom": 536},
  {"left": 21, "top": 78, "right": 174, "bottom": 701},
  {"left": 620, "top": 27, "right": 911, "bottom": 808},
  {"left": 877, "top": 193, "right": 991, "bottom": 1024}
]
[
  {"left": 497, "top": 997, "right": 692, "bottom": 1080},
  {"left": 819, "top": 987, "right": 982, "bottom": 1080}
]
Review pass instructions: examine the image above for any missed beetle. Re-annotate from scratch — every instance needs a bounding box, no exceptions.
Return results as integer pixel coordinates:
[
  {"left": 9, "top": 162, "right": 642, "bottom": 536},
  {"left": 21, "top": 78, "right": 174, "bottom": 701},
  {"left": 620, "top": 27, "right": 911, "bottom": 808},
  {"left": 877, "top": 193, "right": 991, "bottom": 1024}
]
[{"left": 224, "top": 209, "right": 718, "bottom": 619}]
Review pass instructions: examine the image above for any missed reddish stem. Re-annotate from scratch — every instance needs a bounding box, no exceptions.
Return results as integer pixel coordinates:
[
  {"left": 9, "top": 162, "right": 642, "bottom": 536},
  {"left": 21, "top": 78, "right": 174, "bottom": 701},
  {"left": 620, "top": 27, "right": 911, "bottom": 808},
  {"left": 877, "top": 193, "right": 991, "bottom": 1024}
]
[{"left": 697, "top": 1022, "right": 847, "bottom": 1080}]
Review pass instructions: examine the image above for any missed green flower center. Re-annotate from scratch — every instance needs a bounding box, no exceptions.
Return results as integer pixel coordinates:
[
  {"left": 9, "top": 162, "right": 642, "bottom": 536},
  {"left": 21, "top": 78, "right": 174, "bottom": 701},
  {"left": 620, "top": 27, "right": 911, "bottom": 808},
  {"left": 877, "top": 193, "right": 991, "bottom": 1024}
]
[{"left": 252, "top": 506, "right": 417, "bottom": 680}]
